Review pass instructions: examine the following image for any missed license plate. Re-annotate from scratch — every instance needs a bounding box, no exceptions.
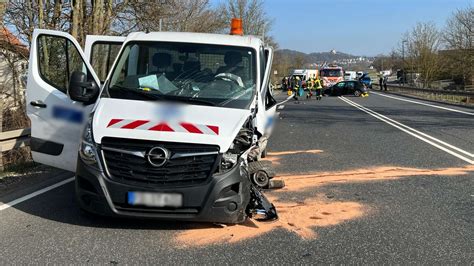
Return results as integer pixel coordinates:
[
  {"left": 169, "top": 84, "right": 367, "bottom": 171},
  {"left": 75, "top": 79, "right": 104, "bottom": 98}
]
[{"left": 127, "top": 192, "right": 183, "bottom": 208}]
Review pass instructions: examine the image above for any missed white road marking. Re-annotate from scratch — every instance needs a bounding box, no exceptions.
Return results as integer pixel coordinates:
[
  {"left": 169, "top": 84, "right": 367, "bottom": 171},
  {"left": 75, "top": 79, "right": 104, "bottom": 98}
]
[
  {"left": 339, "top": 97, "right": 474, "bottom": 164},
  {"left": 371, "top": 91, "right": 474, "bottom": 116},
  {"left": 0, "top": 177, "right": 75, "bottom": 211},
  {"left": 278, "top": 105, "right": 285, "bottom": 110},
  {"left": 344, "top": 97, "right": 474, "bottom": 158}
]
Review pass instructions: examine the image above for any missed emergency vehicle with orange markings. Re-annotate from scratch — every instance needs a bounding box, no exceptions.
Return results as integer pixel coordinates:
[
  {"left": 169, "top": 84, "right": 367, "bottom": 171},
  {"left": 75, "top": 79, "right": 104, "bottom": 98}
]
[
  {"left": 26, "top": 20, "right": 286, "bottom": 223},
  {"left": 320, "top": 65, "right": 344, "bottom": 88}
]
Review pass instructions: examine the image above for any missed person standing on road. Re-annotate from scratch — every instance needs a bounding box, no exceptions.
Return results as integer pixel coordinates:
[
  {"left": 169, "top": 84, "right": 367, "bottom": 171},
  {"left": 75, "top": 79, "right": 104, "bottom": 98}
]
[
  {"left": 293, "top": 76, "right": 300, "bottom": 101},
  {"left": 314, "top": 76, "right": 323, "bottom": 100},
  {"left": 379, "top": 75, "right": 383, "bottom": 90},
  {"left": 298, "top": 76, "right": 305, "bottom": 98},
  {"left": 288, "top": 76, "right": 295, "bottom": 96},
  {"left": 383, "top": 76, "right": 388, "bottom": 91},
  {"left": 306, "top": 75, "right": 315, "bottom": 99}
]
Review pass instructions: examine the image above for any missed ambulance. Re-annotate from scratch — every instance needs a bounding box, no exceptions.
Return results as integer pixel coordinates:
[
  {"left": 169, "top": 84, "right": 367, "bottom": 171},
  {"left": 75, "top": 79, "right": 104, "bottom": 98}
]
[{"left": 26, "top": 21, "right": 287, "bottom": 223}]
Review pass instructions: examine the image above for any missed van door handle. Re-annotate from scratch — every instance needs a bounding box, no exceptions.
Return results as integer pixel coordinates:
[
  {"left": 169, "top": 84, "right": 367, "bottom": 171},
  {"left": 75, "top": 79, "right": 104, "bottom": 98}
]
[{"left": 30, "top": 100, "right": 47, "bottom": 108}]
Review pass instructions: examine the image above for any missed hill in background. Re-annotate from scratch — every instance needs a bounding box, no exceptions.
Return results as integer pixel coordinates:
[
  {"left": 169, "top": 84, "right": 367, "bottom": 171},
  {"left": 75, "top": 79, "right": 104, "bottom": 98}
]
[{"left": 275, "top": 49, "right": 374, "bottom": 67}]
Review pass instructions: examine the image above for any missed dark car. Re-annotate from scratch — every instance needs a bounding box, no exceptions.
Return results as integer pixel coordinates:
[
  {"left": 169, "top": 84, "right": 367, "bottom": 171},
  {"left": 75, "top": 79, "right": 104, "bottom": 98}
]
[{"left": 330, "top": 81, "right": 368, "bottom": 96}]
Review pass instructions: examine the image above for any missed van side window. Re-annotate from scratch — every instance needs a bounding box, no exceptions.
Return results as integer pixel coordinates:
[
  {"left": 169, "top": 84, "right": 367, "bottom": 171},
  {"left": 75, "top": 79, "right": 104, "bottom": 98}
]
[
  {"left": 90, "top": 42, "right": 121, "bottom": 83},
  {"left": 37, "top": 35, "right": 89, "bottom": 94}
]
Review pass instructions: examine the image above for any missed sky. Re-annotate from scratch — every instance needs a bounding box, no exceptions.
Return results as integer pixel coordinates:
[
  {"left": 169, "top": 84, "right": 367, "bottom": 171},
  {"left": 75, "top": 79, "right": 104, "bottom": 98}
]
[{"left": 213, "top": 0, "right": 473, "bottom": 56}]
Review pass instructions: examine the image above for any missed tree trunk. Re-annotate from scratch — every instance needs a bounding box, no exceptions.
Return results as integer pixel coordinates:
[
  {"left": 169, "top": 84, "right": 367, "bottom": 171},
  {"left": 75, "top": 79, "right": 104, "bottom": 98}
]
[
  {"left": 0, "top": 1, "right": 6, "bottom": 26},
  {"left": 71, "top": 0, "right": 81, "bottom": 40},
  {"left": 0, "top": 99, "right": 3, "bottom": 172},
  {"left": 37, "top": 0, "right": 50, "bottom": 76}
]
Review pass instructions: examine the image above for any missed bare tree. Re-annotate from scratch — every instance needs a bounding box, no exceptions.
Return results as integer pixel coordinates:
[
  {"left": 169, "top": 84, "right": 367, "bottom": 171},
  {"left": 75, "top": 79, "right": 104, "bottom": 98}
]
[
  {"left": 443, "top": 6, "right": 474, "bottom": 86},
  {"left": 115, "top": 0, "right": 224, "bottom": 35},
  {"left": 4, "top": 1, "right": 69, "bottom": 46},
  {"left": 4, "top": 0, "right": 129, "bottom": 46},
  {"left": 404, "top": 22, "right": 441, "bottom": 87},
  {"left": 219, "top": 0, "right": 277, "bottom": 47}
]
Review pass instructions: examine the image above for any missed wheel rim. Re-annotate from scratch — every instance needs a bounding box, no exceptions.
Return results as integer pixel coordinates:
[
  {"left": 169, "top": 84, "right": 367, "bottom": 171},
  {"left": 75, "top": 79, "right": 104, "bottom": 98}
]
[
  {"left": 253, "top": 171, "right": 269, "bottom": 187},
  {"left": 354, "top": 91, "right": 361, "bottom": 97}
]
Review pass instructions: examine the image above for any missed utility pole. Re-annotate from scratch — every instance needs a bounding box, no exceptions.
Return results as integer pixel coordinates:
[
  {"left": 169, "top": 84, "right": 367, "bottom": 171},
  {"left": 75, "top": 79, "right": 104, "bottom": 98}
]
[
  {"left": 402, "top": 40, "right": 407, "bottom": 86},
  {"left": 0, "top": 0, "right": 6, "bottom": 171}
]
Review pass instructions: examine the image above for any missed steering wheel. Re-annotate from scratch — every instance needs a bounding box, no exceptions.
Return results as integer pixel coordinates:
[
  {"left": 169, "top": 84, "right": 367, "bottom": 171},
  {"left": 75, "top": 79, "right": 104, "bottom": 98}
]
[
  {"left": 214, "top": 73, "right": 244, "bottom": 88},
  {"left": 175, "top": 82, "right": 200, "bottom": 97}
]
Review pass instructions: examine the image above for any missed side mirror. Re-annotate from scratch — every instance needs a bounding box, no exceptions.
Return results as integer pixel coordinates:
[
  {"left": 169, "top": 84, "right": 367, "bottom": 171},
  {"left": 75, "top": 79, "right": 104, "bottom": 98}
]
[{"left": 68, "top": 71, "right": 99, "bottom": 104}]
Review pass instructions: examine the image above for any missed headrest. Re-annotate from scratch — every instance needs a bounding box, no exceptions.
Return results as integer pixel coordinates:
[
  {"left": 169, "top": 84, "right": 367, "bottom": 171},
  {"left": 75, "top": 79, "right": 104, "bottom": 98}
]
[
  {"left": 224, "top": 51, "right": 242, "bottom": 66},
  {"left": 183, "top": 60, "right": 201, "bottom": 72},
  {"left": 152, "top": 53, "right": 172, "bottom": 69}
]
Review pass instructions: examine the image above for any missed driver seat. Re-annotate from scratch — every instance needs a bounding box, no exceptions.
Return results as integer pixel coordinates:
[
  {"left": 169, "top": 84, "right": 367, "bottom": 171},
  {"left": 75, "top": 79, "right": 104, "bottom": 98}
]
[{"left": 216, "top": 52, "right": 246, "bottom": 80}]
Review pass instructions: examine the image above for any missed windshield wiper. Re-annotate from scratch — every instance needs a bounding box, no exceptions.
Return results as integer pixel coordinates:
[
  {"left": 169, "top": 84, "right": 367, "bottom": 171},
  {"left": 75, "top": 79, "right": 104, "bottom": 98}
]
[
  {"left": 169, "top": 97, "right": 217, "bottom": 106},
  {"left": 109, "top": 85, "right": 163, "bottom": 100}
]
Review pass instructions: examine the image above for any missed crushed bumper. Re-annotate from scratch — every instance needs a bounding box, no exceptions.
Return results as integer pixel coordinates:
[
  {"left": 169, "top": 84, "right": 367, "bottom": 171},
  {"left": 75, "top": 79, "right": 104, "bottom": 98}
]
[{"left": 75, "top": 157, "right": 250, "bottom": 224}]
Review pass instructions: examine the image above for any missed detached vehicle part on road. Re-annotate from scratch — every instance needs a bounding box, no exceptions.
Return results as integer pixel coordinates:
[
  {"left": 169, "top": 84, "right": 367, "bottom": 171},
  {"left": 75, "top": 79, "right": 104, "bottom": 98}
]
[
  {"left": 26, "top": 27, "right": 284, "bottom": 224},
  {"left": 329, "top": 81, "right": 369, "bottom": 97}
]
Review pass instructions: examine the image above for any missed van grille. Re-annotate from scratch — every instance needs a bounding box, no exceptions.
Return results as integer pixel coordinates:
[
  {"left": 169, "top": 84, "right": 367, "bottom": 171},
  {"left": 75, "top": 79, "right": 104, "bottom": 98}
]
[{"left": 100, "top": 137, "right": 220, "bottom": 186}]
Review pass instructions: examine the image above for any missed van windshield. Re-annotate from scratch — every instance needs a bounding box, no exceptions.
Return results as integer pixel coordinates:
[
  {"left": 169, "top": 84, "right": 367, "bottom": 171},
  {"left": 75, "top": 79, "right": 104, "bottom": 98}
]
[{"left": 106, "top": 42, "right": 256, "bottom": 109}]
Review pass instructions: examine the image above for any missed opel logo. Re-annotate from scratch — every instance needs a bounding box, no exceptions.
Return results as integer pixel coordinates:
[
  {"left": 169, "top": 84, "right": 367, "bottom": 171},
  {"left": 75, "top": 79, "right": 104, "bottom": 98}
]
[{"left": 146, "top": 147, "right": 170, "bottom": 167}]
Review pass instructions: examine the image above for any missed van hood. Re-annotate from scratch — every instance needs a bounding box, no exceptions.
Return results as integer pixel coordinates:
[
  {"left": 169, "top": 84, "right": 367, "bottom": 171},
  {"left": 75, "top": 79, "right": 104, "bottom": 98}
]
[{"left": 92, "top": 98, "right": 251, "bottom": 152}]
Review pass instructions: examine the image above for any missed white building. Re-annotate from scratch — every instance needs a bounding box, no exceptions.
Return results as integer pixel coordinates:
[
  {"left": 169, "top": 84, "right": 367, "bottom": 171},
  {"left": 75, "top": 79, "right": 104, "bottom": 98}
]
[{"left": 0, "top": 27, "right": 28, "bottom": 108}]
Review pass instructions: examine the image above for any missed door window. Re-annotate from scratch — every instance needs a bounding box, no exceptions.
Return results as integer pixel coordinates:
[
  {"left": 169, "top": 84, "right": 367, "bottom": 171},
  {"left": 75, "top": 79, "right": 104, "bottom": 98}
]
[
  {"left": 347, "top": 82, "right": 355, "bottom": 90},
  {"left": 336, "top": 82, "right": 346, "bottom": 88},
  {"left": 37, "top": 35, "right": 93, "bottom": 94},
  {"left": 265, "top": 90, "right": 277, "bottom": 110}
]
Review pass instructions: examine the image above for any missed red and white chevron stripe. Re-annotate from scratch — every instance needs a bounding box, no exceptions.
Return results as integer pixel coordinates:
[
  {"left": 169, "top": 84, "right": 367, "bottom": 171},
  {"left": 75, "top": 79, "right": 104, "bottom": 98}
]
[{"left": 106, "top": 119, "right": 219, "bottom": 135}]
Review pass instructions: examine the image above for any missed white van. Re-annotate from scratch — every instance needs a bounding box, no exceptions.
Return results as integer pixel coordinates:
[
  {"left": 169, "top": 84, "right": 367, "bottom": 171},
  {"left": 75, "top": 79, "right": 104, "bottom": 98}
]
[
  {"left": 344, "top": 71, "right": 356, "bottom": 81},
  {"left": 26, "top": 29, "right": 286, "bottom": 223}
]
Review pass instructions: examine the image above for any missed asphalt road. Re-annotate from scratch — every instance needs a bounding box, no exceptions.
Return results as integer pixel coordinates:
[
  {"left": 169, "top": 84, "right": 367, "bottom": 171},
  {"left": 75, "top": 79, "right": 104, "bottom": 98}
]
[{"left": 1, "top": 91, "right": 473, "bottom": 264}]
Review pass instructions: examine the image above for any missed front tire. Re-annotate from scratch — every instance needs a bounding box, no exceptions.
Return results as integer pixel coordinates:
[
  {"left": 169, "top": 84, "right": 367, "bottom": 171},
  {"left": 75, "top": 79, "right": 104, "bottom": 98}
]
[
  {"left": 354, "top": 90, "right": 361, "bottom": 97},
  {"left": 252, "top": 171, "right": 270, "bottom": 188}
]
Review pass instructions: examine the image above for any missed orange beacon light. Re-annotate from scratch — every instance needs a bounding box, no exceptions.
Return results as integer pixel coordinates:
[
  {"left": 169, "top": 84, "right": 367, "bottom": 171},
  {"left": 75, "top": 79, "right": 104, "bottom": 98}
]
[{"left": 230, "top": 18, "right": 244, "bottom": 36}]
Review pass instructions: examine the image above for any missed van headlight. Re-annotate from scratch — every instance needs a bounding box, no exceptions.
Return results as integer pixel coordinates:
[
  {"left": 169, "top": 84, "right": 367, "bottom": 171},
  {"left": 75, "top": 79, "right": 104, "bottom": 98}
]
[
  {"left": 219, "top": 125, "right": 253, "bottom": 173},
  {"left": 79, "top": 118, "right": 99, "bottom": 166}
]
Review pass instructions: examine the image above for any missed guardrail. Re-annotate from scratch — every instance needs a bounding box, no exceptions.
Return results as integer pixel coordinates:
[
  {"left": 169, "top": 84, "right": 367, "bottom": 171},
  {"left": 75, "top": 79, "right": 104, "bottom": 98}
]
[
  {"left": 382, "top": 84, "right": 474, "bottom": 105},
  {"left": 386, "top": 84, "right": 474, "bottom": 96},
  {"left": 0, "top": 128, "right": 30, "bottom": 152}
]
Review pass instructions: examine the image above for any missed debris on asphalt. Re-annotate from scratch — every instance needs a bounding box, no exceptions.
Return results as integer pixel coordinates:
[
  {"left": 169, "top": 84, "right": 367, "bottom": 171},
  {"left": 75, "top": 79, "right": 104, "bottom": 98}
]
[
  {"left": 267, "top": 150, "right": 323, "bottom": 156},
  {"left": 174, "top": 195, "right": 364, "bottom": 247},
  {"left": 174, "top": 163, "right": 474, "bottom": 247},
  {"left": 246, "top": 184, "right": 278, "bottom": 221},
  {"left": 276, "top": 165, "right": 474, "bottom": 192},
  {"left": 265, "top": 149, "right": 323, "bottom": 166}
]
